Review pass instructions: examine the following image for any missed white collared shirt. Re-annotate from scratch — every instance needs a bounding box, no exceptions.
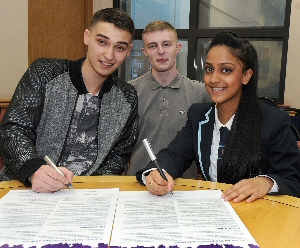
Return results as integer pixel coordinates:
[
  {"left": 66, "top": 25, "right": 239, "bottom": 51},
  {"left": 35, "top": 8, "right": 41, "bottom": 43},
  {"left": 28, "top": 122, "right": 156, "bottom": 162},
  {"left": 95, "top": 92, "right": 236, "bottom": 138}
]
[{"left": 209, "top": 105, "right": 234, "bottom": 182}]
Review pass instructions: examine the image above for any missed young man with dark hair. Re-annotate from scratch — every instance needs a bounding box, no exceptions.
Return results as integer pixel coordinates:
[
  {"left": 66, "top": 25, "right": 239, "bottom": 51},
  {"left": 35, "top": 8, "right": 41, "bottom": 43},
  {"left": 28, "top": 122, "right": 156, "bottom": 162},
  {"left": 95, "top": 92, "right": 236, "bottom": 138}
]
[{"left": 0, "top": 8, "right": 138, "bottom": 193}]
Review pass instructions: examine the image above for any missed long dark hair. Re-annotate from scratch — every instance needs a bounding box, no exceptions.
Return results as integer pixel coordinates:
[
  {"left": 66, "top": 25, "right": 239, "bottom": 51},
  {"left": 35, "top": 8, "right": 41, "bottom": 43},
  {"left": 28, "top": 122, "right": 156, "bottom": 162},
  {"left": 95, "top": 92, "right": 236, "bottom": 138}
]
[{"left": 207, "top": 31, "right": 263, "bottom": 184}]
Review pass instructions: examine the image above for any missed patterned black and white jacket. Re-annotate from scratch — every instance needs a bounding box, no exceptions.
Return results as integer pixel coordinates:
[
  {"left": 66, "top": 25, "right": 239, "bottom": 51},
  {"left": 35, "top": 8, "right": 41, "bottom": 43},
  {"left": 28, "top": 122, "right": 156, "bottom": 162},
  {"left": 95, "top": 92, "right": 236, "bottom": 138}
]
[{"left": 0, "top": 58, "right": 138, "bottom": 186}]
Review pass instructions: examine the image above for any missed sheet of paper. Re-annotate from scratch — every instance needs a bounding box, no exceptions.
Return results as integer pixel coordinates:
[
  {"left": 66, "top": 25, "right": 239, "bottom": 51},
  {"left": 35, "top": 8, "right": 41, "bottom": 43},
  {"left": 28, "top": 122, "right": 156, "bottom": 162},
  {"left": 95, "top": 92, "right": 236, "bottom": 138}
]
[
  {"left": 0, "top": 188, "right": 119, "bottom": 248},
  {"left": 110, "top": 190, "right": 259, "bottom": 248}
]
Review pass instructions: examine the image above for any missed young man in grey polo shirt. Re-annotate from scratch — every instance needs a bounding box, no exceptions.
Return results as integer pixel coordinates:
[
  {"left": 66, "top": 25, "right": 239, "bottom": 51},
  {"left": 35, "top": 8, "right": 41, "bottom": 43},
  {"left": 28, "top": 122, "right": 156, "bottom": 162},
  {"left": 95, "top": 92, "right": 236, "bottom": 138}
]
[{"left": 127, "top": 20, "right": 211, "bottom": 178}]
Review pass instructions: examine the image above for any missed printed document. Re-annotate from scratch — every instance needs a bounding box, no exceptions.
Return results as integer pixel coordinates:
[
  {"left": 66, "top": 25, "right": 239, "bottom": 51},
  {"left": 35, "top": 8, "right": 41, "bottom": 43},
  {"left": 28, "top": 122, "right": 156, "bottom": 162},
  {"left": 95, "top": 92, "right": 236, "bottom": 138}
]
[
  {"left": 0, "top": 188, "right": 118, "bottom": 247},
  {"left": 0, "top": 189, "right": 258, "bottom": 248},
  {"left": 111, "top": 190, "right": 258, "bottom": 248}
]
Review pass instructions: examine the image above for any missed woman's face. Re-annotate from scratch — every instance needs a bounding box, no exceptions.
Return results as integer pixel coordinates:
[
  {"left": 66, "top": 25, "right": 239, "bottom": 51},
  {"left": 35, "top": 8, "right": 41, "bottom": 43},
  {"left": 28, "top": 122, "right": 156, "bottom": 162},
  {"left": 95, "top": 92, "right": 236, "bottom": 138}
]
[{"left": 204, "top": 45, "right": 252, "bottom": 110}]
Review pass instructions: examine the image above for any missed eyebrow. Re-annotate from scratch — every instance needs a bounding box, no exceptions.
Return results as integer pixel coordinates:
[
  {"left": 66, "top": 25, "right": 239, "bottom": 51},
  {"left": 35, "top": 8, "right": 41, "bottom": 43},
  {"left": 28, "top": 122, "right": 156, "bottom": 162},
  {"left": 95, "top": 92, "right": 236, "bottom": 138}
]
[
  {"left": 147, "top": 40, "right": 172, "bottom": 45},
  {"left": 146, "top": 42, "right": 158, "bottom": 46},
  {"left": 205, "top": 62, "right": 236, "bottom": 67},
  {"left": 96, "top": 33, "right": 129, "bottom": 47}
]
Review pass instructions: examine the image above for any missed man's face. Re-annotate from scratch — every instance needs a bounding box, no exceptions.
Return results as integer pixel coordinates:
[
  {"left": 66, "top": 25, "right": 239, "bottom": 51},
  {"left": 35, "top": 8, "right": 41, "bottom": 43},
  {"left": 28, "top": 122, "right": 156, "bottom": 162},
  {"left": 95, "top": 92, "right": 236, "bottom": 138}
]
[
  {"left": 142, "top": 30, "right": 181, "bottom": 74},
  {"left": 84, "top": 22, "right": 133, "bottom": 80}
]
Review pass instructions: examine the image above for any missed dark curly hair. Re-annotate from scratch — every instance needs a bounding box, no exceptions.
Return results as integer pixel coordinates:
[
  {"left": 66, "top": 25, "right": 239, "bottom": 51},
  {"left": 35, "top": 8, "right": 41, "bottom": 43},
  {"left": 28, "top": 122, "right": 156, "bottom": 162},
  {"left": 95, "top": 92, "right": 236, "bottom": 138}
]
[{"left": 207, "top": 31, "right": 263, "bottom": 184}]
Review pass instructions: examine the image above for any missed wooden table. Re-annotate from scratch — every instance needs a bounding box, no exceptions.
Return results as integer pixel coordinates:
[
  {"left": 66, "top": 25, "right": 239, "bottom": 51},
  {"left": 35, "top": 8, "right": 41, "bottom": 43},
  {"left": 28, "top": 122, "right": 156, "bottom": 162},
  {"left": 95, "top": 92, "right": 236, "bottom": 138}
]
[{"left": 1, "top": 176, "right": 300, "bottom": 248}]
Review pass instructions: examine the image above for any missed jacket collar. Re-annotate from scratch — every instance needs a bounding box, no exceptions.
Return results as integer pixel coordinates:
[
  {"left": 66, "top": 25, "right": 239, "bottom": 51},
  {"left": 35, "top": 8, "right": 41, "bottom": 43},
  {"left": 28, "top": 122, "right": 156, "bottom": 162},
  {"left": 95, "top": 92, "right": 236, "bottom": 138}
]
[
  {"left": 198, "top": 104, "right": 215, "bottom": 180},
  {"left": 69, "top": 57, "right": 113, "bottom": 97}
]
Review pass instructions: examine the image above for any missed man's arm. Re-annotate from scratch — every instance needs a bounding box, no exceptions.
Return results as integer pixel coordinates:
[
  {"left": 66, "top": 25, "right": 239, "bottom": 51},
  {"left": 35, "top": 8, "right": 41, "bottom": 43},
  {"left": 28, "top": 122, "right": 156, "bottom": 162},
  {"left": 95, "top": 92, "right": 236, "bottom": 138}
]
[
  {"left": 0, "top": 62, "right": 46, "bottom": 184},
  {"left": 0, "top": 59, "right": 60, "bottom": 185}
]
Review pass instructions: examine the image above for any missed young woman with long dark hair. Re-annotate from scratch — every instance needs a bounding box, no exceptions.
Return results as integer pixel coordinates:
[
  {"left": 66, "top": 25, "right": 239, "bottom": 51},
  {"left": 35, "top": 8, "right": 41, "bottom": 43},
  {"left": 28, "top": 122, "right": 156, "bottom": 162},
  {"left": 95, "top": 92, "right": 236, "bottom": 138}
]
[{"left": 136, "top": 31, "right": 300, "bottom": 202}]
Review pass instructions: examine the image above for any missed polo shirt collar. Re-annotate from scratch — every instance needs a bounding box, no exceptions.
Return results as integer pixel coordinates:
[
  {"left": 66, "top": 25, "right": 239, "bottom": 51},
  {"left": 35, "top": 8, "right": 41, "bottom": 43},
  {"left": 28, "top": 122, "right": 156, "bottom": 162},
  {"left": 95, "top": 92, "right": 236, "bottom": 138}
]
[{"left": 148, "top": 71, "right": 182, "bottom": 90}]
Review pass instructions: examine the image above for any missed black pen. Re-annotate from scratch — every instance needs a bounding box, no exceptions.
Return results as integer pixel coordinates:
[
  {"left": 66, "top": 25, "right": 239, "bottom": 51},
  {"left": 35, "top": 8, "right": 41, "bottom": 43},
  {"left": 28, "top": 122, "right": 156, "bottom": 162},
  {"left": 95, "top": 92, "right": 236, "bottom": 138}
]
[
  {"left": 143, "top": 138, "right": 173, "bottom": 194},
  {"left": 44, "top": 156, "right": 73, "bottom": 189}
]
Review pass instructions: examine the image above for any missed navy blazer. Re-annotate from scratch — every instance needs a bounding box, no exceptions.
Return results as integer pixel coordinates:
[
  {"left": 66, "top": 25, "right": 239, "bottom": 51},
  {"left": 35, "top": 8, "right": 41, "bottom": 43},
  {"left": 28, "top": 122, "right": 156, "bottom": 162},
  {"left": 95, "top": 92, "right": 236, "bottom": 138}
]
[{"left": 136, "top": 102, "right": 300, "bottom": 198}]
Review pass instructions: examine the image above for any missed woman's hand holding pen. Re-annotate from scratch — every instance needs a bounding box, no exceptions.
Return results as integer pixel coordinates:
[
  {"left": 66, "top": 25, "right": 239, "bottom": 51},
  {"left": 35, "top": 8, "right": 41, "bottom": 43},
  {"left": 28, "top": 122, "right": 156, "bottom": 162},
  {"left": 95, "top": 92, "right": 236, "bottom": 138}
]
[
  {"left": 146, "top": 170, "right": 175, "bottom": 196},
  {"left": 30, "top": 165, "right": 74, "bottom": 193}
]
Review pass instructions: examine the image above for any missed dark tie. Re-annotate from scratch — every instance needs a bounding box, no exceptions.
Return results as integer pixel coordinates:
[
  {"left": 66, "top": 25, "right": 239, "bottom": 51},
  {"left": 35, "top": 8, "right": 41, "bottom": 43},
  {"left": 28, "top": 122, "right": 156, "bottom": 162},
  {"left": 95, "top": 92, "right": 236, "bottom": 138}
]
[{"left": 217, "top": 126, "right": 229, "bottom": 180}]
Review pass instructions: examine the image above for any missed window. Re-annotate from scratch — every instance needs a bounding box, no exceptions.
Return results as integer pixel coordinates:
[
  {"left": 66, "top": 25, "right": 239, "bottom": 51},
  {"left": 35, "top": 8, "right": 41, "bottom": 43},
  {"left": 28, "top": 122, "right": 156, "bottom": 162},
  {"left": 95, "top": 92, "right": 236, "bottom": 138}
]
[{"left": 115, "top": 0, "right": 291, "bottom": 104}]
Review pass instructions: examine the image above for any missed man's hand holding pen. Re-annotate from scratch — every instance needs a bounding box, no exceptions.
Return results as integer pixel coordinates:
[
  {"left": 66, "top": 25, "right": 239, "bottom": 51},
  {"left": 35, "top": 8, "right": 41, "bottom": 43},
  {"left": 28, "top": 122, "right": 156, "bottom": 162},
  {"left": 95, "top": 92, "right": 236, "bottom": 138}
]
[
  {"left": 30, "top": 165, "right": 74, "bottom": 193},
  {"left": 145, "top": 170, "right": 175, "bottom": 196}
]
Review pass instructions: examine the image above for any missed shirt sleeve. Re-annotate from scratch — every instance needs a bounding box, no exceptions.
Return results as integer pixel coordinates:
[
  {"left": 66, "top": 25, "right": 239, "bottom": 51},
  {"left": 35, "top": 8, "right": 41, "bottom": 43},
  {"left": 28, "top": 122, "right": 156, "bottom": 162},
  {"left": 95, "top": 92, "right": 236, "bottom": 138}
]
[{"left": 257, "top": 175, "right": 279, "bottom": 193}]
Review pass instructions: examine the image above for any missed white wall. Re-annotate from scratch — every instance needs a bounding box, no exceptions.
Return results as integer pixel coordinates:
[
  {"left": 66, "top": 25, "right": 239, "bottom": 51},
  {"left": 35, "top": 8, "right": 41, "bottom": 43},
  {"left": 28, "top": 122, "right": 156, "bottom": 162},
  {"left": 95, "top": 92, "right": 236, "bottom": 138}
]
[
  {"left": 94, "top": 0, "right": 113, "bottom": 11},
  {"left": 0, "top": 0, "right": 28, "bottom": 98},
  {"left": 285, "top": 0, "right": 300, "bottom": 108}
]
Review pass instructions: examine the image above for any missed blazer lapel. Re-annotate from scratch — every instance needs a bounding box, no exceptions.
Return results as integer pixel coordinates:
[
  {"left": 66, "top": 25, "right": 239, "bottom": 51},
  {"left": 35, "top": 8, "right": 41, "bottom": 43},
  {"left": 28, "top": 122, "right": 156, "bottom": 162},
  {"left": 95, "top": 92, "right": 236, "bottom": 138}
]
[{"left": 198, "top": 106, "right": 215, "bottom": 180}]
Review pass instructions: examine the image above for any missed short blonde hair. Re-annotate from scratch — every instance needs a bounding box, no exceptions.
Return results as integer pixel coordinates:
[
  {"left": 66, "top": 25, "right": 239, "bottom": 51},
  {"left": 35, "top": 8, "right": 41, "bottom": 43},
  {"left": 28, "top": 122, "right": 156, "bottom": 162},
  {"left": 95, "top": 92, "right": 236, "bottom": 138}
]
[{"left": 142, "top": 20, "right": 177, "bottom": 40}]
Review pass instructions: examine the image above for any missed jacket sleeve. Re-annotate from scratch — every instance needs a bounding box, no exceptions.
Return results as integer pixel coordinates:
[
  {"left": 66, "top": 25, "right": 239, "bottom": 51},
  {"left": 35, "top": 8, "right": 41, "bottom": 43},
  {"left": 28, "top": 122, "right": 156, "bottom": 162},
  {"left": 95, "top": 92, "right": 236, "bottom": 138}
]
[
  {"left": 136, "top": 104, "right": 198, "bottom": 184},
  {"left": 92, "top": 88, "right": 139, "bottom": 175},
  {"left": 0, "top": 59, "right": 54, "bottom": 185},
  {"left": 260, "top": 108, "right": 300, "bottom": 198}
]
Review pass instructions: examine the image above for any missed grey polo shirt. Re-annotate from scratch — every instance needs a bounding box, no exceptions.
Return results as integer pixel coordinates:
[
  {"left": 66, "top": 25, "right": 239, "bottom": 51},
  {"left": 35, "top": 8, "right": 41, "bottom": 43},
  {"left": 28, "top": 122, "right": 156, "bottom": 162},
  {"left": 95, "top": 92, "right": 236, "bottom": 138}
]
[{"left": 127, "top": 71, "right": 211, "bottom": 177}]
